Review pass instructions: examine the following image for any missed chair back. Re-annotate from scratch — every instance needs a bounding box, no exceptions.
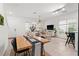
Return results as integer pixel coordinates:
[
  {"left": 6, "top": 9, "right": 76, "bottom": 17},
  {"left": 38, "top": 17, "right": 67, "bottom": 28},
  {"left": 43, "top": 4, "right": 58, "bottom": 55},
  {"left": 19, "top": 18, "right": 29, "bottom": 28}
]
[
  {"left": 69, "top": 32, "right": 75, "bottom": 40},
  {"left": 11, "top": 37, "right": 17, "bottom": 52}
]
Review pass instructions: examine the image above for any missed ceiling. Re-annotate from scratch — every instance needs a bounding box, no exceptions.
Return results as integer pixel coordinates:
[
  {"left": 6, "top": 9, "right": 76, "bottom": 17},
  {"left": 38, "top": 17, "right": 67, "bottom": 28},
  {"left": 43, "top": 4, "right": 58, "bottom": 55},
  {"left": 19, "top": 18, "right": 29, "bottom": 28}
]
[{"left": 3, "top": 3, "right": 78, "bottom": 20}]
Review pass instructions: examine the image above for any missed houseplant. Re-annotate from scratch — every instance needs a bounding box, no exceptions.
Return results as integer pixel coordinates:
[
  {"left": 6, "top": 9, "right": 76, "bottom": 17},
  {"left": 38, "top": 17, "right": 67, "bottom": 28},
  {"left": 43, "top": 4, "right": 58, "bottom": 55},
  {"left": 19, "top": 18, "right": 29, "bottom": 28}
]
[{"left": 0, "top": 14, "right": 4, "bottom": 25}]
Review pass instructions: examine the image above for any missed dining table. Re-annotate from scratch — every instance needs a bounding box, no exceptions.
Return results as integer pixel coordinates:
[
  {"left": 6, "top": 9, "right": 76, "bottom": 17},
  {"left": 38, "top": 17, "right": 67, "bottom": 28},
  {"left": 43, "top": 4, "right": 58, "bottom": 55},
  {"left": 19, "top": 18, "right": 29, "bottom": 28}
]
[
  {"left": 16, "top": 34, "right": 49, "bottom": 56},
  {"left": 16, "top": 36, "right": 32, "bottom": 52}
]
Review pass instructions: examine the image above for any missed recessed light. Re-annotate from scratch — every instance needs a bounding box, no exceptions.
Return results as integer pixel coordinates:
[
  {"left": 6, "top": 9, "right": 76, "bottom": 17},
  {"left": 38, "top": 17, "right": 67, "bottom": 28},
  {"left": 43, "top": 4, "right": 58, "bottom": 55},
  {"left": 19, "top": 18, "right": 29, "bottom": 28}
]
[
  {"left": 62, "top": 8, "right": 65, "bottom": 11},
  {"left": 52, "top": 12, "right": 58, "bottom": 15},
  {"left": 55, "top": 12, "right": 58, "bottom": 14}
]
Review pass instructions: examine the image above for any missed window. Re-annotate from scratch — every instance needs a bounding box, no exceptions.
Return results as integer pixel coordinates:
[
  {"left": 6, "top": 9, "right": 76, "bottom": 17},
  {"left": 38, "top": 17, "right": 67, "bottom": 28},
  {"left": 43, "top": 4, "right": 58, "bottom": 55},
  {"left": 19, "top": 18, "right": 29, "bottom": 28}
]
[
  {"left": 58, "top": 19, "right": 77, "bottom": 34},
  {"left": 58, "top": 20, "right": 67, "bottom": 34},
  {"left": 67, "top": 19, "right": 77, "bottom": 32}
]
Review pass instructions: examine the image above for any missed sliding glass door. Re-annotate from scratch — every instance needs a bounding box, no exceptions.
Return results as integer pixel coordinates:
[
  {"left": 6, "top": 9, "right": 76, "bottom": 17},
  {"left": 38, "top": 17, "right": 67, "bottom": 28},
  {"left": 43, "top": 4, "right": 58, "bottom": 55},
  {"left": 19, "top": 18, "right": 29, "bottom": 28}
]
[{"left": 58, "top": 19, "right": 77, "bottom": 38}]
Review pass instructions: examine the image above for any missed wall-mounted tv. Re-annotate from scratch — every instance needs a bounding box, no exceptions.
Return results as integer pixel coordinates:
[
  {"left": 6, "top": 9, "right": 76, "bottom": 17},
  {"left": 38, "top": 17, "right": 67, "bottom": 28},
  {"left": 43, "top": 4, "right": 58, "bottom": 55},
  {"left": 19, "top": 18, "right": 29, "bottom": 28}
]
[{"left": 47, "top": 25, "right": 54, "bottom": 30}]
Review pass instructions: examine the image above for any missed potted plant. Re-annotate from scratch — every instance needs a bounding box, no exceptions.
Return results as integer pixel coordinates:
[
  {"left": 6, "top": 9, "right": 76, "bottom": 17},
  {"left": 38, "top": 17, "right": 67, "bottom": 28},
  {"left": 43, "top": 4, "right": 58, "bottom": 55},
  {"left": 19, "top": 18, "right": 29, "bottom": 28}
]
[{"left": 0, "top": 14, "right": 4, "bottom": 25}]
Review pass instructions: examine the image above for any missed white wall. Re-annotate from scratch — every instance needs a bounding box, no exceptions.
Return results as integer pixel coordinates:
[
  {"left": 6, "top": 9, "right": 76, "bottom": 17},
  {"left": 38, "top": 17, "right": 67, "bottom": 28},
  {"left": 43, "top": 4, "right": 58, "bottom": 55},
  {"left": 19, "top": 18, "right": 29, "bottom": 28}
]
[
  {"left": 7, "top": 16, "right": 27, "bottom": 37},
  {"left": 44, "top": 17, "right": 57, "bottom": 28},
  {"left": 0, "top": 4, "right": 8, "bottom": 55}
]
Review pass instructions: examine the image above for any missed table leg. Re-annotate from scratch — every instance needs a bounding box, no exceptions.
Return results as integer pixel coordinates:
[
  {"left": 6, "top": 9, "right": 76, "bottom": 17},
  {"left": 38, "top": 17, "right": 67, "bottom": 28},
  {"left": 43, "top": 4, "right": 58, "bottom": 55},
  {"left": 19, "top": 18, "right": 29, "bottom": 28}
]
[{"left": 41, "top": 43, "right": 45, "bottom": 56}]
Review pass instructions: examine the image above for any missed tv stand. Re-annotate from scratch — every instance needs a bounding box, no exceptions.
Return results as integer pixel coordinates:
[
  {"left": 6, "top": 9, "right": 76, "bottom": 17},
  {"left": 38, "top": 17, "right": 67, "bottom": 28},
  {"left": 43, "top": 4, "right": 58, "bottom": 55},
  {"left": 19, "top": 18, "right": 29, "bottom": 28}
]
[{"left": 47, "top": 30, "right": 55, "bottom": 37}]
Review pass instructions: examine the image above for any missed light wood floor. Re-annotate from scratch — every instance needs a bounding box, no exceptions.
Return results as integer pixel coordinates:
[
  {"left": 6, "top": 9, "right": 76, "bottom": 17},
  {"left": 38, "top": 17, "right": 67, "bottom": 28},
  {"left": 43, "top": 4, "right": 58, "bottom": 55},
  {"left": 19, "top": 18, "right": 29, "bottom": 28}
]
[
  {"left": 44, "top": 37, "right": 77, "bottom": 56},
  {"left": 4, "top": 37, "right": 77, "bottom": 56}
]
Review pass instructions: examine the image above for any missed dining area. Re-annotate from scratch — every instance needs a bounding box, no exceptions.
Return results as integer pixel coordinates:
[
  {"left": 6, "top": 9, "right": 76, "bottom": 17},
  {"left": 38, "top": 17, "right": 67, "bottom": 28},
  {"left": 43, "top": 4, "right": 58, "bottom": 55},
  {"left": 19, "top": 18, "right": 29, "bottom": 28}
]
[{"left": 10, "top": 32, "right": 49, "bottom": 56}]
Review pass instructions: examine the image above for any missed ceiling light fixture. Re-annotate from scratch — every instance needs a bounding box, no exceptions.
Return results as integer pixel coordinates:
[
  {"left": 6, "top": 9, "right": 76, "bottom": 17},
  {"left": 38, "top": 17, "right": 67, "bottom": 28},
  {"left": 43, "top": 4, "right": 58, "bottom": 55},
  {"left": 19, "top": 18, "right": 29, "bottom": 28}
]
[{"left": 52, "top": 7, "right": 65, "bottom": 15}]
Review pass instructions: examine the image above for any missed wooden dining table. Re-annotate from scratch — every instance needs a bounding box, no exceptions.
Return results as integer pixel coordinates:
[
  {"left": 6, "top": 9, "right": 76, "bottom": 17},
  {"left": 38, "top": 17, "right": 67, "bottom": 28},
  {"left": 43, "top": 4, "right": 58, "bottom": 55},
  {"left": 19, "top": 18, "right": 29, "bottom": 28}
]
[
  {"left": 16, "top": 36, "right": 32, "bottom": 51},
  {"left": 16, "top": 35, "right": 49, "bottom": 56}
]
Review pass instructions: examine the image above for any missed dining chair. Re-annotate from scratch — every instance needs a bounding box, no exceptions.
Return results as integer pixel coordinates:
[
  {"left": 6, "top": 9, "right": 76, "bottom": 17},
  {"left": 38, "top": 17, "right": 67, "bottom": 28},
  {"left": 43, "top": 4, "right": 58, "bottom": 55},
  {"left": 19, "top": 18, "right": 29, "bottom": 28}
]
[
  {"left": 11, "top": 37, "right": 31, "bottom": 56},
  {"left": 68, "top": 33, "right": 75, "bottom": 48},
  {"left": 65, "top": 32, "right": 70, "bottom": 46},
  {"left": 65, "top": 32, "right": 75, "bottom": 48}
]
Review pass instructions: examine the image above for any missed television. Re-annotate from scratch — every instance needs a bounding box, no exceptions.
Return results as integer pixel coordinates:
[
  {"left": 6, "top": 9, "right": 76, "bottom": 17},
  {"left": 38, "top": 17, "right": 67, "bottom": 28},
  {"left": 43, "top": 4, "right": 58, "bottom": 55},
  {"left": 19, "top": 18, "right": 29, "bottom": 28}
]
[{"left": 47, "top": 25, "right": 54, "bottom": 30}]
